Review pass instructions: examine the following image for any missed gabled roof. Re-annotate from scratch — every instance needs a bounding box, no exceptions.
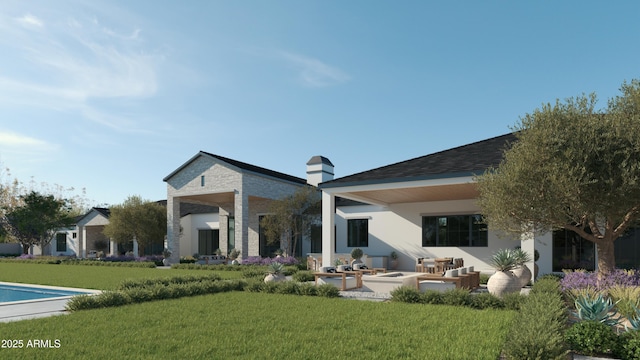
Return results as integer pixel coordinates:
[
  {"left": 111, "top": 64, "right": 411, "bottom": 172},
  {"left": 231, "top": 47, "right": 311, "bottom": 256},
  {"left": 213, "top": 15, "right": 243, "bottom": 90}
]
[
  {"left": 163, "top": 151, "right": 307, "bottom": 185},
  {"left": 321, "top": 133, "right": 516, "bottom": 188}
]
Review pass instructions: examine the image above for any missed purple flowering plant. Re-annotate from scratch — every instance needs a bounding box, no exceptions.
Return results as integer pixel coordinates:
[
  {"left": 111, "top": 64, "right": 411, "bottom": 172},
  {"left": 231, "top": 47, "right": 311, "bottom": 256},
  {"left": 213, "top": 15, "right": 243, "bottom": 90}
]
[{"left": 561, "top": 269, "right": 640, "bottom": 292}]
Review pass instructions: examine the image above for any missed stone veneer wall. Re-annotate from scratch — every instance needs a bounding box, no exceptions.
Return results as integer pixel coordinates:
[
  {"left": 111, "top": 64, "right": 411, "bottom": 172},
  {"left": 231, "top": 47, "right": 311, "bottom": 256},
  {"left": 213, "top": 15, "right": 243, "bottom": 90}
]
[{"left": 166, "top": 154, "right": 308, "bottom": 259}]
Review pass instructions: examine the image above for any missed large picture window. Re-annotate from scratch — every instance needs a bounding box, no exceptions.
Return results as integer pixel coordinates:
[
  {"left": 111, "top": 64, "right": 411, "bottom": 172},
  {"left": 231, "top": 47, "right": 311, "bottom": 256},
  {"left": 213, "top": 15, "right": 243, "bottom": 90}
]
[
  {"left": 347, "top": 219, "right": 368, "bottom": 247},
  {"left": 422, "top": 214, "right": 487, "bottom": 247}
]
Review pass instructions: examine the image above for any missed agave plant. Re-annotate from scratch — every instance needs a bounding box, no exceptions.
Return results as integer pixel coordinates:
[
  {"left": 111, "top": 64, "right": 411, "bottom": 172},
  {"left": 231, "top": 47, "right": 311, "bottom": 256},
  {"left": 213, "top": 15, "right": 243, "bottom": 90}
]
[
  {"left": 573, "top": 293, "right": 621, "bottom": 327},
  {"left": 267, "top": 262, "right": 284, "bottom": 276},
  {"left": 512, "top": 248, "right": 532, "bottom": 265},
  {"left": 489, "top": 248, "right": 517, "bottom": 272}
]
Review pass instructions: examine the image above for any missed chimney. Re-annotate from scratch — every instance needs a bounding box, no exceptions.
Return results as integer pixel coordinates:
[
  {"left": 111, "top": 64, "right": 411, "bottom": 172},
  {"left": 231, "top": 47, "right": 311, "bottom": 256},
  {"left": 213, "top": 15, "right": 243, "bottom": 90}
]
[{"left": 306, "top": 156, "right": 334, "bottom": 186}]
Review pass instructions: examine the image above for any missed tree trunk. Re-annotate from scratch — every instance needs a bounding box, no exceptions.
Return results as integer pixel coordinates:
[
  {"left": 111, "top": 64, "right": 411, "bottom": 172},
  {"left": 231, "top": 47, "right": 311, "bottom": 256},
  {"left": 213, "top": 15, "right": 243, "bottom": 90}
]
[{"left": 596, "top": 240, "right": 616, "bottom": 277}]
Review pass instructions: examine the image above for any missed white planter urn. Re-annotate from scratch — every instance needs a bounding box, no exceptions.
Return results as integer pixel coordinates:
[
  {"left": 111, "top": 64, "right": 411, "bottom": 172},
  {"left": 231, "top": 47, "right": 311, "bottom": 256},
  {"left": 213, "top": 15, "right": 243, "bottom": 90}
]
[
  {"left": 511, "top": 265, "right": 532, "bottom": 288},
  {"left": 264, "top": 274, "right": 285, "bottom": 283},
  {"left": 162, "top": 258, "right": 171, "bottom": 266},
  {"left": 487, "top": 270, "right": 521, "bottom": 298}
]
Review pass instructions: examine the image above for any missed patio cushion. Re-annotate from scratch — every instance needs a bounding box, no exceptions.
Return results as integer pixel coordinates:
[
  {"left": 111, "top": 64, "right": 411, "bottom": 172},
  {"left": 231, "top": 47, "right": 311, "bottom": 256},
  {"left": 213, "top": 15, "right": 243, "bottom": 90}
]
[{"left": 444, "top": 269, "right": 458, "bottom": 278}]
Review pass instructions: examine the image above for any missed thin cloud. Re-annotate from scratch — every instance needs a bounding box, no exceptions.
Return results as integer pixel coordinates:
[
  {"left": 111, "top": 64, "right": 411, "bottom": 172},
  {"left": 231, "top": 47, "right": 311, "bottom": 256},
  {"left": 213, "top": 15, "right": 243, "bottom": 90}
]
[
  {"left": 16, "top": 14, "right": 43, "bottom": 28},
  {"left": 0, "top": 5, "right": 162, "bottom": 132},
  {"left": 279, "top": 51, "right": 350, "bottom": 87}
]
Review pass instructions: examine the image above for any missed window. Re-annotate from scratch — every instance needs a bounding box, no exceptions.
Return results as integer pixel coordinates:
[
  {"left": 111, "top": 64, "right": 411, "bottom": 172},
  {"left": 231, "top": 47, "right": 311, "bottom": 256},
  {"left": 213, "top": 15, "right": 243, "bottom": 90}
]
[
  {"left": 72, "top": 232, "right": 77, "bottom": 239},
  {"left": 200, "top": 175, "right": 205, "bottom": 186},
  {"left": 198, "top": 229, "right": 220, "bottom": 255},
  {"left": 422, "top": 214, "right": 487, "bottom": 247},
  {"left": 259, "top": 215, "right": 280, "bottom": 257},
  {"left": 347, "top": 219, "right": 368, "bottom": 247},
  {"left": 310, "top": 224, "right": 322, "bottom": 253},
  {"left": 227, "top": 216, "right": 235, "bottom": 251},
  {"left": 56, "top": 233, "right": 67, "bottom": 252},
  {"left": 552, "top": 228, "right": 595, "bottom": 271}
]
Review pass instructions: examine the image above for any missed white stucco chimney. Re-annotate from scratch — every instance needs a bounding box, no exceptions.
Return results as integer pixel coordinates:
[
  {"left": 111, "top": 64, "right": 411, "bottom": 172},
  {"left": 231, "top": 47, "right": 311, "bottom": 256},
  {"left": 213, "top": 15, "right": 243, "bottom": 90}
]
[{"left": 306, "top": 156, "right": 334, "bottom": 186}]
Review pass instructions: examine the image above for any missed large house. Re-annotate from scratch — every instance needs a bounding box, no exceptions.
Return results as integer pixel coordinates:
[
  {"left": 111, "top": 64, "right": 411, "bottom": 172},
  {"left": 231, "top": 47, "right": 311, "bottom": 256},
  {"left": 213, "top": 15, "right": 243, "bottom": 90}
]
[{"left": 165, "top": 132, "right": 640, "bottom": 275}]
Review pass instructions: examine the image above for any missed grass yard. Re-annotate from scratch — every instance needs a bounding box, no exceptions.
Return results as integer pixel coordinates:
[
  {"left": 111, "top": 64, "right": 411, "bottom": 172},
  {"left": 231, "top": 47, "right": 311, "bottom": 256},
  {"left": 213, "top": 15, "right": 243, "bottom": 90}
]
[
  {"left": 0, "top": 263, "right": 244, "bottom": 290},
  {"left": 0, "top": 264, "right": 515, "bottom": 359}
]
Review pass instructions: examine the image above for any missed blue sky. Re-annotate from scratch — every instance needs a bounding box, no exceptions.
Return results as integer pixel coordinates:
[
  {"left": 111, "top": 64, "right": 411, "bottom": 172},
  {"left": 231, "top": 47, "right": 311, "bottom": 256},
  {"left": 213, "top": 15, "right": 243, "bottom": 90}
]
[{"left": 1, "top": 1, "right": 639, "bottom": 206}]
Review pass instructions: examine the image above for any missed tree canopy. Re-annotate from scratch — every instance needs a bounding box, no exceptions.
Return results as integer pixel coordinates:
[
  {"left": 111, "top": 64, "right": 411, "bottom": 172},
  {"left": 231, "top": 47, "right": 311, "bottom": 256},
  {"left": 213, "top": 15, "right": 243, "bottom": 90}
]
[
  {"left": 476, "top": 79, "right": 640, "bottom": 275},
  {"left": 0, "top": 191, "right": 75, "bottom": 254},
  {"left": 102, "top": 195, "right": 166, "bottom": 256},
  {"left": 260, "top": 186, "right": 321, "bottom": 257}
]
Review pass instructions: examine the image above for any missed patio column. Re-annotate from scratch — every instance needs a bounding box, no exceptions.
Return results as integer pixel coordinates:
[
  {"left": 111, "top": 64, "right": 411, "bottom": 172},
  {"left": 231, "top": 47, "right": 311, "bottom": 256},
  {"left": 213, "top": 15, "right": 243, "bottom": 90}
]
[
  {"left": 321, "top": 191, "right": 335, "bottom": 268},
  {"left": 234, "top": 189, "right": 249, "bottom": 259},
  {"left": 109, "top": 238, "right": 117, "bottom": 256},
  {"left": 81, "top": 226, "right": 87, "bottom": 258},
  {"left": 167, "top": 196, "right": 181, "bottom": 263},
  {"left": 520, "top": 230, "right": 536, "bottom": 283}
]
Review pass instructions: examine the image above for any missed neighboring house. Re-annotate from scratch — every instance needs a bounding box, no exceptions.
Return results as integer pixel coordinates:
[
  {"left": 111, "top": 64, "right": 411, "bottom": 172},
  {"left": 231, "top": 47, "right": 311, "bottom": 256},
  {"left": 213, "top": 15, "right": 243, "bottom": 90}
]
[
  {"left": 42, "top": 224, "right": 80, "bottom": 257},
  {"left": 76, "top": 208, "right": 112, "bottom": 258},
  {"left": 164, "top": 152, "right": 334, "bottom": 261}
]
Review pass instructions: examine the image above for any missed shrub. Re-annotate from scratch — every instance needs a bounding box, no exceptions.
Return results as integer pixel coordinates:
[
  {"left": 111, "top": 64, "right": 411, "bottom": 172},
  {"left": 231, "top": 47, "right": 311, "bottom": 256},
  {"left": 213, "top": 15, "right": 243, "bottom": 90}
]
[
  {"left": 561, "top": 269, "right": 640, "bottom": 293},
  {"left": 441, "top": 288, "right": 473, "bottom": 307},
  {"left": 315, "top": 283, "right": 340, "bottom": 298},
  {"left": 292, "top": 270, "right": 314, "bottom": 282},
  {"left": 420, "top": 290, "right": 443, "bottom": 305},
  {"left": 297, "top": 282, "right": 317, "bottom": 296},
  {"left": 244, "top": 279, "right": 265, "bottom": 293},
  {"left": 501, "top": 292, "right": 525, "bottom": 311},
  {"left": 241, "top": 266, "right": 269, "bottom": 279},
  {"left": 503, "top": 277, "right": 568, "bottom": 360},
  {"left": 275, "top": 281, "right": 301, "bottom": 295},
  {"left": 530, "top": 276, "right": 562, "bottom": 295},
  {"left": 617, "top": 330, "right": 640, "bottom": 360},
  {"left": 470, "top": 292, "right": 504, "bottom": 310},
  {"left": 390, "top": 286, "right": 422, "bottom": 304},
  {"left": 479, "top": 273, "right": 490, "bottom": 285},
  {"left": 565, "top": 320, "right": 619, "bottom": 357}
]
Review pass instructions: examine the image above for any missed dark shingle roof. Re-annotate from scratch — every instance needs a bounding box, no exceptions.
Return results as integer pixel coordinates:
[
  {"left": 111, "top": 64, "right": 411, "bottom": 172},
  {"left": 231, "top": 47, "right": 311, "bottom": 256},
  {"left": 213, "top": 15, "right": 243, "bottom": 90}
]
[
  {"left": 93, "top": 207, "right": 110, "bottom": 218},
  {"left": 164, "top": 151, "right": 307, "bottom": 185},
  {"left": 321, "top": 133, "right": 516, "bottom": 188}
]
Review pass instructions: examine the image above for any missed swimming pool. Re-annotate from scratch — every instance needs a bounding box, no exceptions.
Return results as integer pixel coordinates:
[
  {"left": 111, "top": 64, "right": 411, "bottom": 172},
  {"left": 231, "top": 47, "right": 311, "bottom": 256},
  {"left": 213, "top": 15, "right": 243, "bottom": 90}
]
[{"left": 0, "top": 283, "right": 95, "bottom": 304}]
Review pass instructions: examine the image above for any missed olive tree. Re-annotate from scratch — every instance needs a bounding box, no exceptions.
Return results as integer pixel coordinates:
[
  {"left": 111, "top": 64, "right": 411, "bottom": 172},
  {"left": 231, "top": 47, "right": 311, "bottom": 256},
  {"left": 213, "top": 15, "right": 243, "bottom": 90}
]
[
  {"left": 260, "top": 186, "right": 321, "bottom": 257},
  {"left": 102, "top": 195, "right": 166, "bottom": 256},
  {"left": 0, "top": 191, "right": 75, "bottom": 254},
  {"left": 476, "top": 80, "right": 640, "bottom": 276}
]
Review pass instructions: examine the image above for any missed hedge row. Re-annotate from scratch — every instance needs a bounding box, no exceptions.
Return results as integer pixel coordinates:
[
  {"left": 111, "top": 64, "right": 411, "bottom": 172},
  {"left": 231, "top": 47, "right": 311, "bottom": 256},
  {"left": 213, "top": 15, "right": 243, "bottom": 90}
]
[
  {"left": 66, "top": 279, "right": 246, "bottom": 311},
  {"left": 389, "top": 286, "right": 526, "bottom": 311}
]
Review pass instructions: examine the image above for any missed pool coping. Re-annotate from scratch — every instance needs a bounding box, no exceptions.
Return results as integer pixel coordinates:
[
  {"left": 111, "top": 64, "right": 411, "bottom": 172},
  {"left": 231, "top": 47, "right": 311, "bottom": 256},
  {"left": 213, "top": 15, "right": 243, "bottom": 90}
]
[{"left": 0, "top": 282, "right": 101, "bottom": 322}]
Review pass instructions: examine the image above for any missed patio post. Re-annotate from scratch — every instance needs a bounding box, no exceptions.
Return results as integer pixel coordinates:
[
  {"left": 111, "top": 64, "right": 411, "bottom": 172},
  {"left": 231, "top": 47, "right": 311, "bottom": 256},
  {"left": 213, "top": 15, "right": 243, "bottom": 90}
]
[{"left": 321, "top": 191, "right": 335, "bottom": 268}]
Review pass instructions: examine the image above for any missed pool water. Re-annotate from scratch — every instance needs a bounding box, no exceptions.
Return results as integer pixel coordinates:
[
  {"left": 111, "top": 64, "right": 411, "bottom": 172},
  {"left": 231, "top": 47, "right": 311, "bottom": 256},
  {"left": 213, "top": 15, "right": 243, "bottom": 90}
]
[{"left": 0, "top": 284, "right": 91, "bottom": 303}]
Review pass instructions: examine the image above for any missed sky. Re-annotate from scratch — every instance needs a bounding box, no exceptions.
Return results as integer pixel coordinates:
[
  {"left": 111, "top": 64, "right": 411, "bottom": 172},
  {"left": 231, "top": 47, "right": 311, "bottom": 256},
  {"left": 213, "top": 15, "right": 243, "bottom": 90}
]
[{"left": 1, "top": 1, "right": 639, "bottom": 207}]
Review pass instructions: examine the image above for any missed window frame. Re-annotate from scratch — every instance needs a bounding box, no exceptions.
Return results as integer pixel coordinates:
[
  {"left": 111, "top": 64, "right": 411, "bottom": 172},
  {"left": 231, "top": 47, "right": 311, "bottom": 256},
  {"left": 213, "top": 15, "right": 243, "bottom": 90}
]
[
  {"left": 421, "top": 214, "right": 487, "bottom": 247},
  {"left": 347, "top": 218, "right": 369, "bottom": 248}
]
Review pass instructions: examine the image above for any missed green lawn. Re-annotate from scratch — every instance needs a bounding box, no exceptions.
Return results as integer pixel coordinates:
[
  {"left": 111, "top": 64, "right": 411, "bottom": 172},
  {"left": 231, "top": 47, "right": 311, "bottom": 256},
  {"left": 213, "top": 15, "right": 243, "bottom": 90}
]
[
  {"left": 0, "top": 263, "right": 243, "bottom": 290},
  {"left": 0, "top": 264, "right": 515, "bottom": 359}
]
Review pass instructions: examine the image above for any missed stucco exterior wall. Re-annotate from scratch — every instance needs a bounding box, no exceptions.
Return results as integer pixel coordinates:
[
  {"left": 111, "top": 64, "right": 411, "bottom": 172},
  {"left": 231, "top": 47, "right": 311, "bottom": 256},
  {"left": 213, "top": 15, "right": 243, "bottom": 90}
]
[
  {"left": 335, "top": 199, "right": 552, "bottom": 275},
  {"left": 180, "top": 213, "right": 219, "bottom": 257}
]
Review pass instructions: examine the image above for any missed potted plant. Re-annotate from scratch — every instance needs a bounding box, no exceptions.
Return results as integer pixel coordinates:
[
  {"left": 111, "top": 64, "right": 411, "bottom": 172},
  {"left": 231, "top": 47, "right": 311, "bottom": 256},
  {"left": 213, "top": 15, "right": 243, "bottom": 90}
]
[
  {"left": 486, "top": 248, "right": 520, "bottom": 297},
  {"left": 390, "top": 251, "right": 399, "bottom": 270},
  {"left": 511, "top": 248, "right": 533, "bottom": 287},
  {"left": 350, "top": 248, "right": 364, "bottom": 266},
  {"left": 162, "top": 248, "right": 171, "bottom": 266},
  {"left": 274, "top": 248, "right": 284, "bottom": 258},
  {"left": 228, "top": 248, "right": 240, "bottom": 265},
  {"left": 264, "top": 262, "right": 286, "bottom": 283},
  {"left": 334, "top": 258, "right": 348, "bottom": 272},
  {"left": 214, "top": 248, "right": 222, "bottom": 260}
]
